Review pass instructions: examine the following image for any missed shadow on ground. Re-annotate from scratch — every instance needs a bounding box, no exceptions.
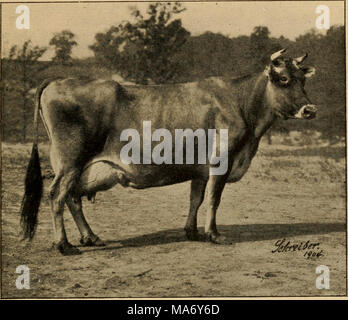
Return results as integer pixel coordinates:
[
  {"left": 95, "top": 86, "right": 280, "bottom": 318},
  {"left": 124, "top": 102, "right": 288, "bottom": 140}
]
[{"left": 84, "top": 222, "right": 346, "bottom": 252}]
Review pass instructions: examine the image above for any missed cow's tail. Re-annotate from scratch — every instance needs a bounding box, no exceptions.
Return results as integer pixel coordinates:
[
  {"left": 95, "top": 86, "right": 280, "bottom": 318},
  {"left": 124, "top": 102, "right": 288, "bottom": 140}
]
[{"left": 20, "top": 80, "right": 51, "bottom": 241}]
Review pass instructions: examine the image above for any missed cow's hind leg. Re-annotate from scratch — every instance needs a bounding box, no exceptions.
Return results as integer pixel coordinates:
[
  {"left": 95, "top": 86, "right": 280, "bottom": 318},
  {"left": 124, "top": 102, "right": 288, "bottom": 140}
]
[
  {"left": 185, "top": 179, "right": 207, "bottom": 240},
  {"left": 66, "top": 195, "right": 105, "bottom": 247},
  {"left": 49, "top": 168, "right": 81, "bottom": 255}
]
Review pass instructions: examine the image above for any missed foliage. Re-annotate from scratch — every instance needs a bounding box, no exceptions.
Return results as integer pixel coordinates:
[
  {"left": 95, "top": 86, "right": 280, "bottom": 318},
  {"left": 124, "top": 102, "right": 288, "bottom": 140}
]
[
  {"left": 3, "top": 41, "right": 47, "bottom": 142},
  {"left": 90, "top": 2, "right": 190, "bottom": 84},
  {"left": 49, "top": 30, "right": 77, "bottom": 65},
  {"left": 249, "top": 26, "right": 282, "bottom": 72}
]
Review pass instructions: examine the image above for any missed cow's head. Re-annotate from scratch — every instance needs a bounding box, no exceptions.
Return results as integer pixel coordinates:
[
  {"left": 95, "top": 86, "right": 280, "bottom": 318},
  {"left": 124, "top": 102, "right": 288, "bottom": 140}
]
[{"left": 264, "top": 48, "right": 317, "bottom": 120}]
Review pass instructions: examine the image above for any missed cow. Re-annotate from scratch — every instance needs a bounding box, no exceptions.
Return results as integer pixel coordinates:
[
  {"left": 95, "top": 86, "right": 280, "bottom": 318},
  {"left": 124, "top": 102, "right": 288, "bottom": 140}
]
[{"left": 20, "top": 49, "right": 317, "bottom": 255}]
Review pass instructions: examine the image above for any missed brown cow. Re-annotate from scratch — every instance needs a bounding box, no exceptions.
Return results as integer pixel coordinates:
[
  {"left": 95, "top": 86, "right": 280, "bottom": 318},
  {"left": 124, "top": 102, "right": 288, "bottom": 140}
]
[{"left": 20, "top": 49, "right": 317, "bottom": 255}]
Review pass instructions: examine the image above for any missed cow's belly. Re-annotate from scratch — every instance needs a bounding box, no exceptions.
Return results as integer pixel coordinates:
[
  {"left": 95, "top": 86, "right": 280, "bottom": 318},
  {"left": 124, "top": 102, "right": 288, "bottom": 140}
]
[
  {"left": 75, "top": 158, "right": 208, "bottom": 197},
  {"left": 75, "top": 137, "right": 259, "bottom": 197}
]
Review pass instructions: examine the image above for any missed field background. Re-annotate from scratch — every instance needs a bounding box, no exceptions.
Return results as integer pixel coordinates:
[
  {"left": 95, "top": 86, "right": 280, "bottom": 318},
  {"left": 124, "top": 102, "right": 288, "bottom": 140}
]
[
  {"left": 1, "top": 2, "right": 346, "bottom": 298},
  {"left": 1, "top": 135, "right": 346, "bottom": 298}
]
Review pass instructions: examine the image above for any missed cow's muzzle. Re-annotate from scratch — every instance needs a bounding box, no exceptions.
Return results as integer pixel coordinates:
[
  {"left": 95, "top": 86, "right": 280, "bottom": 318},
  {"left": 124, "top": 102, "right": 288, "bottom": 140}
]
[{"left": 293, "top": 104, "right": 317, "bottom": 120}]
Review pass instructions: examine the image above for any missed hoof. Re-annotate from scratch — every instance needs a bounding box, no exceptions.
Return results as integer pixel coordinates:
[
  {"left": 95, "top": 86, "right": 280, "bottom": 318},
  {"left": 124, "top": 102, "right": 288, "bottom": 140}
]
[
  {"left": 205, "top": 232, "right": 232, "bottom": 245},
  {"left": 185, "top": 229, "right": 200, "bottom": 241},
  {"left": 80, "top": 235, "right": 105, "bottom": 247},
  {"left": 54, "top": 241, "right": 81, "bottom": 255}
]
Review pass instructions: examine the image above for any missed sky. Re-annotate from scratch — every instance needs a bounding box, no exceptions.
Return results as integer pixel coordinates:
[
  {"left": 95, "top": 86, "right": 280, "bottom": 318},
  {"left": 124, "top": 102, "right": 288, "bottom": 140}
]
[{"left": 1, "top": 1, "right": 345, "bottom": 59}]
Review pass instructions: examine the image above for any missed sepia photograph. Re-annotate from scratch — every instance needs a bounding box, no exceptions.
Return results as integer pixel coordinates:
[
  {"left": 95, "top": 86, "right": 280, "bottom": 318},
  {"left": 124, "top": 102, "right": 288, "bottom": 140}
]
[{"left": 1, "top": 0, "right": 346, "bottom": 299}]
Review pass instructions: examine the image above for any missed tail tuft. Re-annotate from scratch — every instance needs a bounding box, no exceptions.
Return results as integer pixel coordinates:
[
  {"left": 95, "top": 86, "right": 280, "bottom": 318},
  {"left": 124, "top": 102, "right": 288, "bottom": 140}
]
[{"left": 20, "top": 143, "right": 43, "bottom": 241}]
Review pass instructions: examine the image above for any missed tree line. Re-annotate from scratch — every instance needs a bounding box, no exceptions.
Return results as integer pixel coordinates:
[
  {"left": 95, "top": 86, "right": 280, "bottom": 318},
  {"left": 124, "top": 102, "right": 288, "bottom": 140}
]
[{"left": 2, "top": 2, "right": 345, "bottom": 143}]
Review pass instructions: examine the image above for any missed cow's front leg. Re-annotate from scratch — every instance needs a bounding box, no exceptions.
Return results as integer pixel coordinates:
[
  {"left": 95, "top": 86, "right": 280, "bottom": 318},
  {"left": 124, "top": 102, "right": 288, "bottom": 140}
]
[
  {"left": 204, "top": 175, "right": 230, "bottom": 244},
  {"left": 185, "top": 179, "right": 207, "bottom": 240}
]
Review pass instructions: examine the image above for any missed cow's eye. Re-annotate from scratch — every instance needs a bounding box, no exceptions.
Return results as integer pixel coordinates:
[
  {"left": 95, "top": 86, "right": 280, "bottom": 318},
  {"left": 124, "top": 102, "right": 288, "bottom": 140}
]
[{"left": 280, "top": 76, "right": 288, "bottom": 82}]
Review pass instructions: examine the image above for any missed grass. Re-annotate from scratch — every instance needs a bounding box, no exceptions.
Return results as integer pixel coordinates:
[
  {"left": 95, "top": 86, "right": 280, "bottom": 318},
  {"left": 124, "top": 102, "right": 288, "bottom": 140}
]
[{"left": 247, "top": 140, "right": 345, "bottom": 184}]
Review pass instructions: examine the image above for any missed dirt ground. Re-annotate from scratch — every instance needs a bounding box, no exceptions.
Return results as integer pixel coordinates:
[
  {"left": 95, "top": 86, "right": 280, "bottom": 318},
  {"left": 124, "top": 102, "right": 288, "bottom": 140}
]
[{"left": 1, "top": 139, "right": 346, "bottom": 298}]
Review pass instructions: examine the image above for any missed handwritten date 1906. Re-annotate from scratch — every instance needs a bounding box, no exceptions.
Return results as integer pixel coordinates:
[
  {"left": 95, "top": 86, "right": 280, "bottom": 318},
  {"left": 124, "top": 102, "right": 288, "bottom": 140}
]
[{"left": 272, "top": 239, "right": 324, "bottom": 259}]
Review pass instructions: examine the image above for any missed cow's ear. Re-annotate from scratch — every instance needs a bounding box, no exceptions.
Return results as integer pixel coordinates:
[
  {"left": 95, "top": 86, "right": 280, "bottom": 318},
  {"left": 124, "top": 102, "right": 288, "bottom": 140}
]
[{"left": 302, "top": 66, "right": 316, "bottom": 78}]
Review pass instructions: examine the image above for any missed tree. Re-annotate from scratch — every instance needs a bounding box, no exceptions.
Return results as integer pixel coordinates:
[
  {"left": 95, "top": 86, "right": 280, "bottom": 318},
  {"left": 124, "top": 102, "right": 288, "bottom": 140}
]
[
  {"left": 49, "top": 30, "right": 77, "bottom": 65},
  {"left": 249, "top": 26, "right": 282, "bottom": 72},
  {"left": 90, "top": 2, "right": 190, "bottom": 84},
  {"left": 89, "top": 26, "right": 125, "bottom": 71},
  {"left": 4, "top": 41, "right": 47, "bottom": 142}
]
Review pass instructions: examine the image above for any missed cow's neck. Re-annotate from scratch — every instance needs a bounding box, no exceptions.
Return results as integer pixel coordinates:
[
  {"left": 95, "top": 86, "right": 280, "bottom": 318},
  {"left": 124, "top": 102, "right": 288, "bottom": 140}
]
[{"left": 239, "top": 72, "right": 277, "bottom": 140}]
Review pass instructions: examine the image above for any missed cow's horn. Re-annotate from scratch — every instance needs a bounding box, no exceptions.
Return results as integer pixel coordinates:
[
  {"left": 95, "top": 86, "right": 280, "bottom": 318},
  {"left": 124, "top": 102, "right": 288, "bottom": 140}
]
[
  {"left": 294, "top": 53, "right": 308, "bottom": 64},
  {"left": 270, "top": 48, "right": 287, "bottom": 62}
]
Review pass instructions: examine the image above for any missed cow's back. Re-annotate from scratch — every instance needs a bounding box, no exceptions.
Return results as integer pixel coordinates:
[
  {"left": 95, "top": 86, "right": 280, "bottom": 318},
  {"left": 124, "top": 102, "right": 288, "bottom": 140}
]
[{"left": 118, "top": 77, "right": 241, "bottom": 132}]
